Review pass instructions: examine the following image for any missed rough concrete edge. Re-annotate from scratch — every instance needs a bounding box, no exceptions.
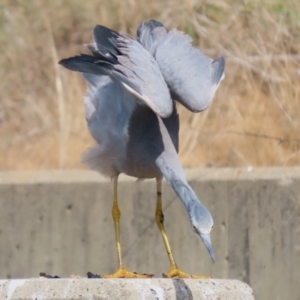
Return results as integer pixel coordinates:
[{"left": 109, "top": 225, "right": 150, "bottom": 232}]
[
  {"left": 0, "top": 278, "right": 255, "bottom": 300},
  {"left": 0, "top": 167, "right": 300, "bottom": 185}
]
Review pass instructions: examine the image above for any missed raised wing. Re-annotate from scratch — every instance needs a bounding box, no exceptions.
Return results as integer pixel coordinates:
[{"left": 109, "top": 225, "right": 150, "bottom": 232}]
[
  {"left": 137, "top": 20, "right": 225, "bottom": 112},
  {"left": 137, "top": 20, "right": 167, "bottom": 55},
  {"left": 59, "top": 25, "right": 173, "bottom": 118}
]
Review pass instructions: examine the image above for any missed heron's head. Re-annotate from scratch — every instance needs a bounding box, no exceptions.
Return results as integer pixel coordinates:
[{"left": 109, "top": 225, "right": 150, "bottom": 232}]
[{"left": 187, "top": 201, "right": 215, "bottom": 263}]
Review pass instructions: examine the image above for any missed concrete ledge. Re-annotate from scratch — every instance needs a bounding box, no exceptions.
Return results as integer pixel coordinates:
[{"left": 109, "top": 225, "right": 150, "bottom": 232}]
[{"left": 0, "top": 278, "right": 254, "bottom": 300}]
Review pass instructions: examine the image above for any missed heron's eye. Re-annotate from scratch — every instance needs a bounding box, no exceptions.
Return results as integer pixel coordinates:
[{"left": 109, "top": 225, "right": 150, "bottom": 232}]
[{"left": 192, "top": 225, "right": 197, "bottom": 231}]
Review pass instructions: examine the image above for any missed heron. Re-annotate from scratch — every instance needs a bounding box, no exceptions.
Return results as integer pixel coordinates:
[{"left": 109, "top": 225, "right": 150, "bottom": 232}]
[{"left": 59, "top": 20, "right": 225, "bottom": 278}]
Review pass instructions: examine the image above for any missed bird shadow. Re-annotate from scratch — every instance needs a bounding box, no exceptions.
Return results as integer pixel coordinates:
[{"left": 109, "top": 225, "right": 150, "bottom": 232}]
[{"left": 172, "top": 278, "right": 194, "bottom": 300}]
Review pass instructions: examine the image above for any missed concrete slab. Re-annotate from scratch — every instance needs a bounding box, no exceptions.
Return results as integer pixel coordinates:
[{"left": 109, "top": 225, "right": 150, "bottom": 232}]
[{"left": 0, "top": 278, "right": 254, "bottom": 300}]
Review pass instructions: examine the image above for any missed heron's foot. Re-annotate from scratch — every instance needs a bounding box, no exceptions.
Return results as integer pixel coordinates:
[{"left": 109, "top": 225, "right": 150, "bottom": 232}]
[
  {"left": 163, "top": 266, "right": 211, "bottom": 279},
  {"left": 101, "top": 266, "right": 154, "bottom": 278}
]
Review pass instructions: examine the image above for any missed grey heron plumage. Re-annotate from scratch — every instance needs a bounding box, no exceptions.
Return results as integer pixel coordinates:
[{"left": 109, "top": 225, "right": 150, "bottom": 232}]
[
  {"left": 59, "top": 21, "right": 224, "bottom": 278},
  {"left": 137, "top": 20, "right": 225, "bottom": 112}
]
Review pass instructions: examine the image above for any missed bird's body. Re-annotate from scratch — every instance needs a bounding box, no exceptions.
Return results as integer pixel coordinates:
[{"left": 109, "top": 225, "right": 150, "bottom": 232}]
[
  {"left": 81, "top": 74, "right": 179, "bottom": 180},
  {"left": 59, "top": 20, "right": 225, "bottom": 278}
]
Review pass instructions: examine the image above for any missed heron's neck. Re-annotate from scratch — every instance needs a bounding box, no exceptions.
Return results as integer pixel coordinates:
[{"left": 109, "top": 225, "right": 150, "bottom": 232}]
[
  {"left": 169, "top": 178, "right": 201, "bottom": 211},
  {"left": 155, "top": 149, "right": 201, "bottom": 211}
]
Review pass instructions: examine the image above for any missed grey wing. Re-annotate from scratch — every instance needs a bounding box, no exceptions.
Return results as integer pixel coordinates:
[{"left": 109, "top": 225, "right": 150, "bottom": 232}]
[
  {"left": 91, "top": 25, "right": 119, "bottom": 62},
  {"left": 113, "top": 32, "right": 173, "bottom": 118},
  {"left": 136, "top": 20, "right": 167, "bottom": 55},
  {"left": 59, "top": 25, "right": 173, "bottom": 118},
  {"left": 138, "top": 23, "right": 225, "bottom": 112},
  {"left": 59, "top": 54, "right": 113, "bottom": 76},
  {"left": 157, "top": 29, "right": 225, "bottom": 112}
]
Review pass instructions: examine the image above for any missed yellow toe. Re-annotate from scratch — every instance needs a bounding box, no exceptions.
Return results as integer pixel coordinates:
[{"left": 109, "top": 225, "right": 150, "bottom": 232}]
[
  {"left": 163, "top": 266, "right": 211, "bottom": 279},
  {"left": 101, "top": 266, "right": 154, "bottom": 278}
]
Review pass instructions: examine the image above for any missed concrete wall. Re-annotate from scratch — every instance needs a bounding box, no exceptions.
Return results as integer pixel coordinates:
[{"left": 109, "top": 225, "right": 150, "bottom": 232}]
[{"left": 0, "top": 167, "right": 299, "bottom": 300}]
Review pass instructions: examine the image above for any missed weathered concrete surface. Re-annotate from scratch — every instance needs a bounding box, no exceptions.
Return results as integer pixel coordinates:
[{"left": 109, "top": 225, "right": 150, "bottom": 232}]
[
  {"left": 0, "top": 167, "right": 300, "bottom": 300},
  {"left": 0, "top": 278, "right": 254, "bottom": 300}
]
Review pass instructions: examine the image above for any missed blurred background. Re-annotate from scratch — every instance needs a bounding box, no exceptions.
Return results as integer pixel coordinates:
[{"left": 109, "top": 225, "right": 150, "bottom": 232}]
[{"left": 0, "top": 0, "right": 299, "bottom": 170}]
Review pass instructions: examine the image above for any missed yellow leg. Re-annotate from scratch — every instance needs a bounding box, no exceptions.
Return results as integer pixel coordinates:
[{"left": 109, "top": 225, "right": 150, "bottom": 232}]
[
  {"left": 102, "top": 176, "right": 153, "bottom": 278},
  {"left": 156, "top": 178, "right": 210, "bottom": 279}
]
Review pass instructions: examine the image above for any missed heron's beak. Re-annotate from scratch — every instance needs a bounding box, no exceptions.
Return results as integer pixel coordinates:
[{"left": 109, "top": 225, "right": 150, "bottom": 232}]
[{"left": 199, "top": 233, "right": 215, "bottom": 263}]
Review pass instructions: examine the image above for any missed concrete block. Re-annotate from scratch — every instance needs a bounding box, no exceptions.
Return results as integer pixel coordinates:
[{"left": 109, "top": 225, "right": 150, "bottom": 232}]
[{"left": 0, "top": 278, "right": 254, "bottom": 300}]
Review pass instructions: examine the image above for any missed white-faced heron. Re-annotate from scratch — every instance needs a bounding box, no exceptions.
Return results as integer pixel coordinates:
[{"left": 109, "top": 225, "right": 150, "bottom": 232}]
[{"left": 59, "top": 20, "right": 225, "bottom": 278}]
